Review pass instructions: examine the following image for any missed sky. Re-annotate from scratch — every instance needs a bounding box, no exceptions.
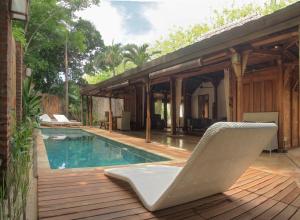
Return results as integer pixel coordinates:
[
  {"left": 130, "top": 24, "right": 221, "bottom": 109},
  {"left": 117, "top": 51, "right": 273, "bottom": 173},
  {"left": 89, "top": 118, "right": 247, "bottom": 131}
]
[{"left": 77, "top": 0, "right": 265, "bottom": 45}]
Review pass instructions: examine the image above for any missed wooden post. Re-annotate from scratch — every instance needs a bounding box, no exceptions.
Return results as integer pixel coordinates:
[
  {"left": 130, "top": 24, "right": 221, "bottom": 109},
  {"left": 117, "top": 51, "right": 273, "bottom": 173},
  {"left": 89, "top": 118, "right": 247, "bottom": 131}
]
[
  {"left": 163, "top": 93, "right": 168, "bottom": 128},
  {"left": 224, "top": 68, "right": 232, "bottom": 121},
  {"left": 231, "top": 51, "right": 249, "bottom": 121},
  {"left": 277, "top": 59, "right": 285, "bottom": 150},
  {"left": 80, "top": 95, "right": 83, "bottom": 124},
  {"left": 170, "top": 77, "right": 176, "bottom": 135},
  {"left": 182, "top": 79, "right": 187, "bottom": 131},
  {"left": 89, "top": 96, "right": 93, "bottom": 126},
  {"left": 282, "top": 63, "right": 296, "bottom": 150},
  {"left": 212, "top": 79, "right": 221, "bottom": 121},
  {"left": 109, "top": 96, "right": 113, "bottom": 133},
  {"left": 86, "top": 96, "right": 89, "bottom": 126},
  {"left": 298, "top": 25, "right": 300, "bottom": 150},
  {"left": 145, "top": 81, "right": 151, "bottom": 143}
]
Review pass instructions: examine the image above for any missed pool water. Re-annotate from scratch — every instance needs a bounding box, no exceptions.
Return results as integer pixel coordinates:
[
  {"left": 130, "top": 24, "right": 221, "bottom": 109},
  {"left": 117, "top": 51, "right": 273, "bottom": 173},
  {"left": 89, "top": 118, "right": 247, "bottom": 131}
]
[{"left": 41, "top": 128, "right": 170, "bottom": 169}]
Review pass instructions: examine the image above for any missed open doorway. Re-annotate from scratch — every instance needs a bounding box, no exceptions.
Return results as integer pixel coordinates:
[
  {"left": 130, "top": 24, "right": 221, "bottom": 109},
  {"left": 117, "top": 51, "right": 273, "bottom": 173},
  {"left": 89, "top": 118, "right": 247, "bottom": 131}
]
[{"left": 198, "top": 94, "right": 209, "bottom": 119}]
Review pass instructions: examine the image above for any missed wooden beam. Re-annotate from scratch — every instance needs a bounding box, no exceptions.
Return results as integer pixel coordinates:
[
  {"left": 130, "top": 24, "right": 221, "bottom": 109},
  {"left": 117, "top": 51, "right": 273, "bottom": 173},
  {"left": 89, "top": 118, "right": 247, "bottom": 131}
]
[
  {"left": 251, "top": 31, "right": 298, "bottom": 47},
  {"left": 145, "top": 81, "right": 151, "bottom": 143},
  {"left": 251, "top": 49, "right": 281, "bottom": 59},
  {"left": 109, "top": 96, "right": 113, "bottom": 133},
  {"left": 149, "top": 58, "right": 202, "bottom": 79},
  {"left": 150, "top": 76, "right": 170, "bottom": 85},
  {"left": 170, "top": 77, "right": 176, "bottom": 135},
  {"left": 181, "top": 61, "right": 231, "bottom": 79}
]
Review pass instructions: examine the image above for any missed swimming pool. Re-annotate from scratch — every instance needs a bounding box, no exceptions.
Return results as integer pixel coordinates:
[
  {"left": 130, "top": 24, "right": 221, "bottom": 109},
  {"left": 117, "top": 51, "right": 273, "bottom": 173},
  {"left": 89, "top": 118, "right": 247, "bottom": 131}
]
[{"left": 41, "top": 128, "right": 170, "bottom": 169}]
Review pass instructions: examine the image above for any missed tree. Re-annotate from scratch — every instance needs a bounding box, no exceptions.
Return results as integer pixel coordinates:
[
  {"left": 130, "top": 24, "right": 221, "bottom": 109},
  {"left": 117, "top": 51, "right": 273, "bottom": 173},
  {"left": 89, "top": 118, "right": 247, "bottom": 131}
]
[
  {"left": 151, "top": 24, "right": 209, "bottom": 56},
  {"left": 22, "top": 0, "right": 103, "bottom": 92},
  {"left": 12, "top": 0, "right": 104, "bottom": 118},
  {"left": 123, "top": 43, "right": 160, "bottom": 66},
  {"left": 151, "top": 0, "right": 298, "bottom": 56},
  {"left": 96, "top": 42, "right": 123, "bottom": 76}
]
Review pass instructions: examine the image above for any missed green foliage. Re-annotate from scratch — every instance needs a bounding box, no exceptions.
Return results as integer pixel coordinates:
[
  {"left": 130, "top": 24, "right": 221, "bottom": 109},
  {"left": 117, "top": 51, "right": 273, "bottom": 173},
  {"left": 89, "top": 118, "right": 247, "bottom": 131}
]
[
  {"left": 16, "top": 0, "right": 104, "bottom": 93},
  {"left": 0, "top": 118, "right": 34, "bottom": 220},
  {"left": 95, "top": 42, "right": 124, "bottom": 76},
  {"left": 0, "top": 76, "right": 42, "bottom": 219},
  {"left": 12, "top": 22, "right": 26, "bottom": 47},
  {"left": 152, "top": 24, "right": 210, "bottom": 56},
  {"left": 123, "top": 43, "right": 160, "bottom": 66},
  {"left": 84, "top": 61, "right": 136, "bottom": 84},
  {"left": 152, "top": 0, "right": 298, "bottom": 56},
  {"left": 22, "top": 77, "right": 41, "bottom": 125}
]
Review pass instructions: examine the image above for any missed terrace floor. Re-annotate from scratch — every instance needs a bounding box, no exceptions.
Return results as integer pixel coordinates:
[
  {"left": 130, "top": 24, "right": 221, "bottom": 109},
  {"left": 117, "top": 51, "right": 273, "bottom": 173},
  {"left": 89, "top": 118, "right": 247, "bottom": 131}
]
[{"left": 37, "top": 127, "right": 300, "bottom": 220}]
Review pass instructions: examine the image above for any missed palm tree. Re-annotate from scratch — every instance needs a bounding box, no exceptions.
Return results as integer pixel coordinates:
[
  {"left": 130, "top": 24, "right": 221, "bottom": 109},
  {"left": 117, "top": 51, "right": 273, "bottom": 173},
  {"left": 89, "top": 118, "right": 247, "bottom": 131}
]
[
  {"left": 101, "top": 42, "right": 123, "bottom": 76},
  {"left": 123, "top": 44, "right": 160, "bottom": 67}
]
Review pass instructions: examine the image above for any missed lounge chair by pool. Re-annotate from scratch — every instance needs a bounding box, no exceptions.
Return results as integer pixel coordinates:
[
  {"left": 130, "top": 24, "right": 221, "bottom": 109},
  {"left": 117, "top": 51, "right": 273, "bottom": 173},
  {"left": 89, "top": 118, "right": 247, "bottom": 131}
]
[
  {"left": 105, "top": 122, "right": 277, "bottom": 211},
  {"left": 40, "top": 114, "right": 82, "bottom": 127}
]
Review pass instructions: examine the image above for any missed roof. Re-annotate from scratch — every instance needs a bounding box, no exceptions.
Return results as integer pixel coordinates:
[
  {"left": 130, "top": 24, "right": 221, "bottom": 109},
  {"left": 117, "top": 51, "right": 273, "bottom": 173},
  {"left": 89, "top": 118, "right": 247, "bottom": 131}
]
[{"left": 82, "top": 2, "right": 300, "bottom": 95}]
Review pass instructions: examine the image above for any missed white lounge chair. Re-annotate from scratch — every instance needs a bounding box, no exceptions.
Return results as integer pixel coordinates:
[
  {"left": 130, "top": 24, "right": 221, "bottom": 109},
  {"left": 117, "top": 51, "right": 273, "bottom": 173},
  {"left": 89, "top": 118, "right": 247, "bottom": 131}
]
[
  {"left": 53, "top": 114, "right": 71, "bottom": 123},
  {"left": 41, "top": 114, "right": 82, "bottom": 127},
  {"left": 105, "top": 122, "right": 277, "bottom": 211},
  {"left": 39, "top": 114, "right": 52, "bottom": 122}
]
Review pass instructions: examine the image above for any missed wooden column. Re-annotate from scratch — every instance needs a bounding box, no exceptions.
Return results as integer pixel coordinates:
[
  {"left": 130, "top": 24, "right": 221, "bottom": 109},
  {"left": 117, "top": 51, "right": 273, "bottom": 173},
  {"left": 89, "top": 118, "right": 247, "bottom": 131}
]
[
  {"left": 109, "top": 96, "right": 113, "bottom": 132},
  {"left": 163, "top": 93, "right": 168, "bottom": 128},
  {"left": 224, "top": 68, "right": 232, "bottom": 121},
  {"left": 89, "top": 96, "right": 93, "bottom": 126},
  {"left": 170, "top": 77, "right": 176, "bottom": 135},
  {"left": 86, "top": 96, "right": 89, "bottom": 126},
  {"left": 283, "top": 64, "right": 292, "bottom": 150},
  {"left": 182, "top": 79, "right": 188, "bottom": 131},
  {"left": 298, "top": 25, "right": 300, "bottom": 149},
  {"left": 134, "top": 85, "right": 138, "bottom": 129},
  {"left": 212, "top": 79, "right": 221, "bottom": 121},
  {"left": 277, "top": 59, "right": 285, "bottom": 150},
  {"left": 80, "top": 95, "right": 84, "bottom": 123},
  {"left": 231, "top": 51, "right": 249, "bottom": 121},
  {"left": 145, "top": 81, "right": 151, "bottom": 143}
]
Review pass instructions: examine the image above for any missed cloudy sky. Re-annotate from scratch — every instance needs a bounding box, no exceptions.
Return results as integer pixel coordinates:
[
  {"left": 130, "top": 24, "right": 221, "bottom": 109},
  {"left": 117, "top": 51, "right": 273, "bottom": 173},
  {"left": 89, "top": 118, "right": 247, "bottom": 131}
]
[{"left": 78, "top": 0, "right": 265, "bottom": 45}]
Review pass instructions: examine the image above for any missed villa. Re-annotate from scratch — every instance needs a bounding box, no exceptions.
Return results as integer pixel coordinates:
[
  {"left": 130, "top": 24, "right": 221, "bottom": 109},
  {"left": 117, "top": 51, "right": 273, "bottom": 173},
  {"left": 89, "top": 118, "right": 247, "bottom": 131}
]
[
  {"left": 1, "top": 0, "right": 300, "bottom": 219},
  {"left": 81, "top": 3, "right": 300, "bottom": 152}
]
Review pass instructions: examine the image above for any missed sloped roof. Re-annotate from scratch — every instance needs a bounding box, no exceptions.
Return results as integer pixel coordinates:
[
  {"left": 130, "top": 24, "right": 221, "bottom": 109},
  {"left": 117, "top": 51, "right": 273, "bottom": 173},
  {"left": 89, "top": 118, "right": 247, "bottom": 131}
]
[{"left": 82, "top": 2, "right": 300, "bottom": 95}]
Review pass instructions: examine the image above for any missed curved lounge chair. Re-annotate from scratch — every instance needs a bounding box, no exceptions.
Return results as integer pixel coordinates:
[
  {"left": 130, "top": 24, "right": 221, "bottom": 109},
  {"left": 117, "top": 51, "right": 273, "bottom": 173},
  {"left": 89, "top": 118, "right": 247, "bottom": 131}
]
[{"left": 104, "top": 122, "right": 277, "bottom": 211}]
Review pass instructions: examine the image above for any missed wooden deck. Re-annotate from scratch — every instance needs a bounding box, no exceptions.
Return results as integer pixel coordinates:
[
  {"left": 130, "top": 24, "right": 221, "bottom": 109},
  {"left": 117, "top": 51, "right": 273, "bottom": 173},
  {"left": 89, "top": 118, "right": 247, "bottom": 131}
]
[
  {"left": 38, "top": 168, "right": 300, "bottom": 220},
  {"left": 37, "top": 128, "right": 300, "bottom": 219}
]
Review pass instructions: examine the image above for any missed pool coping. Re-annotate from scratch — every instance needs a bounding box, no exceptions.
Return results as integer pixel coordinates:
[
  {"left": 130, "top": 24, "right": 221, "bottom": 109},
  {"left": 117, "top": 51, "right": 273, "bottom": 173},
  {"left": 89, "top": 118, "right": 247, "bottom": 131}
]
[{"left": 37, "top": 126, "right": 189, "bottom": 174}]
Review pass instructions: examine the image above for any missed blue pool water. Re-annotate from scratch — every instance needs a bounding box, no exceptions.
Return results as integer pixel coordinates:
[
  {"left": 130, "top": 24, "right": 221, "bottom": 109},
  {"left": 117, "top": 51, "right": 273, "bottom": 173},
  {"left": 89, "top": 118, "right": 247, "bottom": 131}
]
[{"left": 41, "top": 128, "right": 170, "bottom": 169}]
